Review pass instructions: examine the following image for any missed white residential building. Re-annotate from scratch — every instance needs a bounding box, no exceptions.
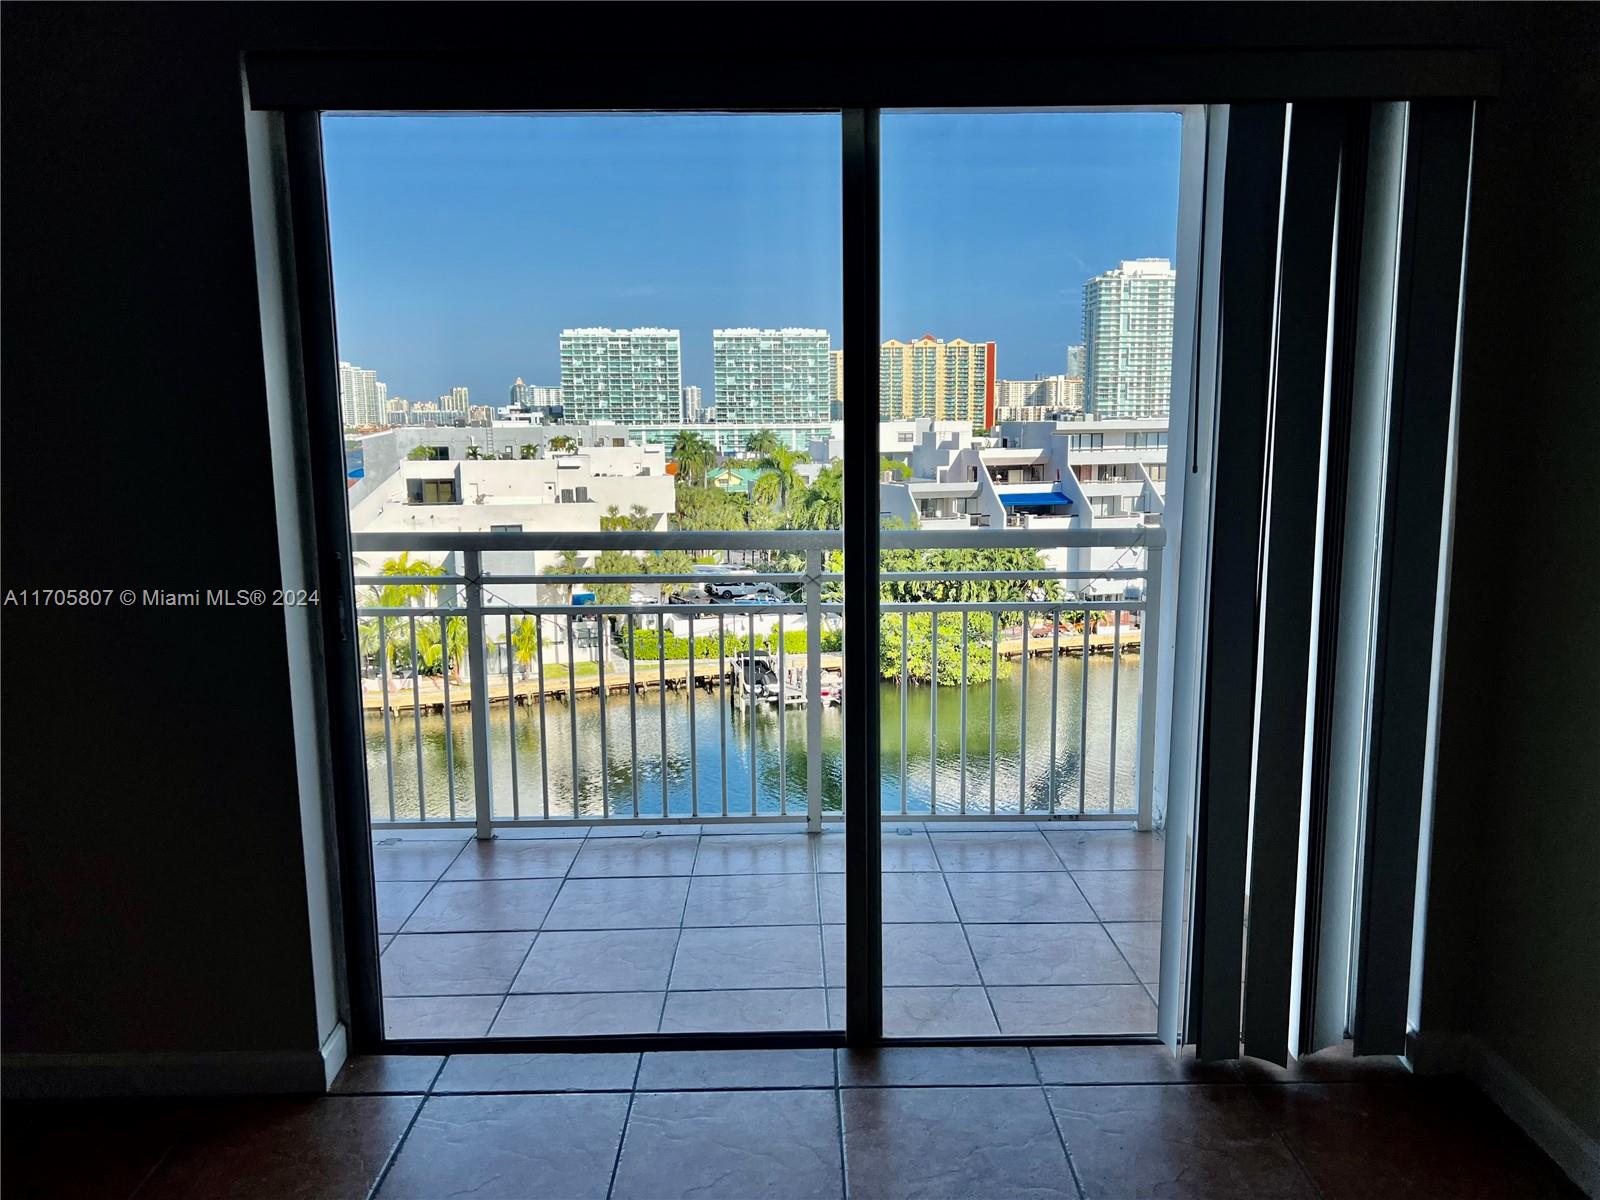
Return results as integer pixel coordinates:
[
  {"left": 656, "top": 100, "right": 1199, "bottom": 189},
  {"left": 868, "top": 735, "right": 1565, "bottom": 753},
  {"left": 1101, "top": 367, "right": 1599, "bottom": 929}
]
[
  {"left": 1083, "top": 258, "right": 1176, "bottom": 420},
  {"left": 348, "top": 444, "right": 676, "bottom": 623},
  {"left": 877, "top": 415, "right": 1168, "bottom": 594},
  {"left": 712, "top": 328, "right": 832, "bottom": 424},
  {"left": 560, "top": 328, "right": 682, "bottom": 425},
  {"left": 808, "top": 419, "right": 977, "bottom": 467},
  {"left": 681, "top": 385, "right": 704, "bottom": 422},
  {"left": 338, "top": 360, "right": 387, "bottom": 428},
  {"left": 993, "top": 374, "right": 1084, "bottom": 423}
]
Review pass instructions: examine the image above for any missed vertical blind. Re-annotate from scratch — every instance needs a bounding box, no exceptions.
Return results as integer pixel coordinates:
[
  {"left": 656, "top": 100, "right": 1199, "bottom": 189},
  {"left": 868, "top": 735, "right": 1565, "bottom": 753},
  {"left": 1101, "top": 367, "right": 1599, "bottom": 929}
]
[{"left": 1185, "top": 98, "right": 1474, "bottom": 1063}]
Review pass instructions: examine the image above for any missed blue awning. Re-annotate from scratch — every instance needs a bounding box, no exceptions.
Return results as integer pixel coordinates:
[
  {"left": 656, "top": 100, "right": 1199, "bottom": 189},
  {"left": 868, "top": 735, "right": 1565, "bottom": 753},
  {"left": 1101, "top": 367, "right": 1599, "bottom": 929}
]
[{"left": 996, "top": 490, "right": 1075, "bottom": 507}]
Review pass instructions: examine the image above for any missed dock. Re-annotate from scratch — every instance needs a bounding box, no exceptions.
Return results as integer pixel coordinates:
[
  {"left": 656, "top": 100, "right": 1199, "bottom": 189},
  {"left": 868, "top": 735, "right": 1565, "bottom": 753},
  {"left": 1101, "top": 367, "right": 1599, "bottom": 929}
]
[{"left": 361, "top": 631, "right": 1139, "bottom": 716}]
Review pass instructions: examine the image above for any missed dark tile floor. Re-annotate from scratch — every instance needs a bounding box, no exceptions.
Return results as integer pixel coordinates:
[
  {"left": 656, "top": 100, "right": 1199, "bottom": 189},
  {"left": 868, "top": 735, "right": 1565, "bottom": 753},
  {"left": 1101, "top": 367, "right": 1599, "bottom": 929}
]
[
  {"left": 3, "top": 1046, "right": 1582, "bottom": 1199},
  {"left": 374, "top": 822, "right": 1165, "bottom": 1039}
]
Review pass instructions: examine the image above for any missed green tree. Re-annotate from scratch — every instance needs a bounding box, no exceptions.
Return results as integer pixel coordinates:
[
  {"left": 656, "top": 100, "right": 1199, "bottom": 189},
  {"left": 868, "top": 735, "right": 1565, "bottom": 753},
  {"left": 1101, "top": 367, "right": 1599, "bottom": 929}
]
[
  {"left": 519, "top": 443, "right": 539, "bottom": 460},
  {"left": 511, "top": 615, "right": 539, "bottom": 678},
  {"left": 880, "top": 610, "right": 1004, "bottom": 686},
  {"left": 744, "top": 429, "right": 783, "bottom": 458},
  {"left": 589, "top": 550, "right": 642, "bottom": 605},
  {"left": 645, "top": 549, "right": 697, "bottom": 598},
  {"left": 362, "top": 552, "right": 448, "bottom": 676},
  {"left": 378, "top": 550, "right": 445, "bottom": 605},
  {"left": 542, "top": 549, "right": 583, "bottom": 603},
  {"left": 406, "top": 445, "right": 440, "bottom": 461},
  {"left": 751, "top": 446, "right": 802, "bottom": 512},
  {"left": 601, "top": 504, "right": 658, "bottom": 532},
  {"left": 793, "top": 463, "right": 844, "bottom": 529},
  {"left": 443, "top": 615, "right": 469, "bottom": 681},
  {"left": 879, "top": 455, "right": 911, "bottom": 479},
  {"left": 670, "top": 429, "right": 717, "bottom": 486},
  {"left": 465, "top": 444, "right": 485, "bottom": 460},
  {"left": 548, "top": 434, "right": 579, "bottom": 454},
  {"left": 674, "top": 483, "right": 750, "bottom": 531},
  {"left": 413, "top": 618, "right": 444, "bottom": 675}
]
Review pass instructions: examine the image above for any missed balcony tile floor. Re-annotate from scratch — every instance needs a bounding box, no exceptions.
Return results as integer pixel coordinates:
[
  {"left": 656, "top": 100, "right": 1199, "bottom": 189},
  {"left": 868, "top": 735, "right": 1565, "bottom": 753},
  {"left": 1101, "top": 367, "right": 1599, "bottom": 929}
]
[
  {"left": 372, "top": 823, "right": 1168, "bottom": 1039},
  {"left": 7, "top": 1046, "right": 1580, "bottom": 1199}
]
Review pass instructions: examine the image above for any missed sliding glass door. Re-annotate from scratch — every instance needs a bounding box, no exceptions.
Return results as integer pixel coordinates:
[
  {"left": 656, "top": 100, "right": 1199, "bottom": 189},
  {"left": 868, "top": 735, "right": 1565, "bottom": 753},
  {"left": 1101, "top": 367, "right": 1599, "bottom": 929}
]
[
  {"left": 872, "top": 110, "right": 1188, "bottom": 1038},
  {"left": 299, "top": 102, "right": 1208, "bottom": 1050},
  {"left": 319, "top": 111, "right": 854, "bottom": 1042}
]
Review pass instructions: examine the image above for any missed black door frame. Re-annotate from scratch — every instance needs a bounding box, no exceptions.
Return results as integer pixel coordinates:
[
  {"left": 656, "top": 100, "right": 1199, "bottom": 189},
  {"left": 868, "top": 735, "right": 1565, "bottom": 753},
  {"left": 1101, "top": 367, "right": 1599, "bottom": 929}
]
[{"left": 262, "top": 46, "right": 1496, "bottom": 1056}]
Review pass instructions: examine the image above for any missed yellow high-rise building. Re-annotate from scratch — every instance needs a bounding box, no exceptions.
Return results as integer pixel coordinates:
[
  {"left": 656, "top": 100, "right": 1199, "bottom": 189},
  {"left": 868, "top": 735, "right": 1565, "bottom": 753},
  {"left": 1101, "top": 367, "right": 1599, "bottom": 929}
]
[{"left": 878, "top": 335, "right": 997, "bottom": 427}]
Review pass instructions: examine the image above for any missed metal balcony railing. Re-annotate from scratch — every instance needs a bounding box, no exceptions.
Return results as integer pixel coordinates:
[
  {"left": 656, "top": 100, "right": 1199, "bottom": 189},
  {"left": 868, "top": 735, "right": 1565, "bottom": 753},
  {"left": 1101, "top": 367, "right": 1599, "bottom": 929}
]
[{"left": 351, "top": 527, "right": 1165, "bottom": 835}]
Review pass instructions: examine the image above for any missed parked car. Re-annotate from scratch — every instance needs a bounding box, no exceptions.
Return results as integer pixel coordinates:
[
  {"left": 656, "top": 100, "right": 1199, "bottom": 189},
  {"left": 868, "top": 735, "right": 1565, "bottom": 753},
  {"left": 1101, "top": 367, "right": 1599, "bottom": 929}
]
[{"left": 702, "top": 579, "right": 785, "bottom": 603}]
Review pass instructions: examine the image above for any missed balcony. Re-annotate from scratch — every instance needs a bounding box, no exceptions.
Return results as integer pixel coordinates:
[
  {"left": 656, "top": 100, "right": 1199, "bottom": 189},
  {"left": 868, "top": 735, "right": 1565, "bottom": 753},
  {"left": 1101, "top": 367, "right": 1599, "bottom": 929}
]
[{"left": 355, "top": 527, "right": 1167, "bottom": 1040}]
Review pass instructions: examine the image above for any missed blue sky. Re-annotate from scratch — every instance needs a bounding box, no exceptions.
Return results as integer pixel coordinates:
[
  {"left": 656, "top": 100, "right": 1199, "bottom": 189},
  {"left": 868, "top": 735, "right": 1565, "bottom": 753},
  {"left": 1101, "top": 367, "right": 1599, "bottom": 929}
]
[{"left": 322, "top": 112, "right": 1181, "bottom": 407}]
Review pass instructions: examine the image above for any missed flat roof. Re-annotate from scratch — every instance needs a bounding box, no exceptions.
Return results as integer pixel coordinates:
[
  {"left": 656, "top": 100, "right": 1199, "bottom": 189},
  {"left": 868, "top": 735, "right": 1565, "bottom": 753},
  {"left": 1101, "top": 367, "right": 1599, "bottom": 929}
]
[{"left": 997, "top": 490, "right": 1075, "bottom": 507}]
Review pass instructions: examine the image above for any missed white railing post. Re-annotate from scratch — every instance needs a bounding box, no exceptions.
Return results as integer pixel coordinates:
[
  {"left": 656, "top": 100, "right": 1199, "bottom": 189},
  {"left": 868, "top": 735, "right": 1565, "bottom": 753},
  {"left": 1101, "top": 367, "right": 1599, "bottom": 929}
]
[
  {"left": 463, "top": 549, "right": 495, "bottom": 841},
  {"left": 1135, "top": 542, "right": 1164, "bottom": 832},
  {"left": 805, "top": 547, "right": 823, "bottom": 833}
]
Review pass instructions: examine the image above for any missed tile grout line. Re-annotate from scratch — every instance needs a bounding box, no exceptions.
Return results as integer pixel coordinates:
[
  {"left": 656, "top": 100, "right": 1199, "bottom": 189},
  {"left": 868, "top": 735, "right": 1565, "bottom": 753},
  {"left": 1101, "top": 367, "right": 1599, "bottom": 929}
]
[
  {"left": 376, "top": 836, "right": 478, "bottom": 1033},
  {"left": 603, "top": 1047, "right": 646, "bottom": 1200},
  {"left": 330, "top": 1079, "right": 1274, "bottom": 1097},
  {"left": 1045, "top": 834, "right": 1163, "bottom": 1017},
  {"left": 478, "top": 825, "right": 589, "bottom": 1037},
  {"left": 378, "top": 835, "right": 476, "bottom": 938},
  {"left": 384, "top": 833, "right": 1163, "bottom": 1037},
  {"left": 1242, "top": 1077, "right": 1330, "bottom": 1200},
  {"left": 124, "top": 1134, "right": 183, "bottom": 1200},
  {"left": 425, "top": 1055, "right": 448, "bottom": 1094},
  {"left": 1031, "top": 1052, "right": 1090, "bottom": 1200},
  {"left": 810, "top": 835, "right": 836, "bottom": 1031},
  {"left": 363, "top": 1089, "right": 432, "bottom": 1200},
  {"left": 653, "top": 835, "right": 699, "bottom": 1032},
  {"left": 929, "top": 835, "right": 1006, "bottom": 1035},
  {"left": 834, "top": 1081, "right": 850, "bottom": 1200}
]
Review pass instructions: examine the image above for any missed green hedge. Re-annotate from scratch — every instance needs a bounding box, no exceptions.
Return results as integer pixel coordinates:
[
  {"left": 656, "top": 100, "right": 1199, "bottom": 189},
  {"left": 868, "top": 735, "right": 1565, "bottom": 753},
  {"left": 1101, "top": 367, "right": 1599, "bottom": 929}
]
[{"left": 625, "top": 626, "right": 841, "bottom": 661}]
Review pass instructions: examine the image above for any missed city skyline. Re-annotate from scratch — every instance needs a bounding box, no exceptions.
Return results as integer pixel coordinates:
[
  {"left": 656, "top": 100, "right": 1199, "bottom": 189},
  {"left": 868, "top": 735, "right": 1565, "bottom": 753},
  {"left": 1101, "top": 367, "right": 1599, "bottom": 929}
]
[{"left": 322, "top": 111, "right": 1181, "bottom": 404}]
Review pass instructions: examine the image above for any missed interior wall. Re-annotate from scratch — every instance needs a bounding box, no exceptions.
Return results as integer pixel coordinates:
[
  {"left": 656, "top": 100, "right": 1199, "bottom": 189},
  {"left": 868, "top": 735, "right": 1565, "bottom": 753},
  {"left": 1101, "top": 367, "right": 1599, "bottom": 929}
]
[
  {"left": 1, "top": 2, "right": 1594, "bottom": 1114},
  {"left": 0, "top": 9, "right": 325, "bottom": 1071},
  {"left": 1422, "top": 21, "right": 1600, "bottom": 1144}
]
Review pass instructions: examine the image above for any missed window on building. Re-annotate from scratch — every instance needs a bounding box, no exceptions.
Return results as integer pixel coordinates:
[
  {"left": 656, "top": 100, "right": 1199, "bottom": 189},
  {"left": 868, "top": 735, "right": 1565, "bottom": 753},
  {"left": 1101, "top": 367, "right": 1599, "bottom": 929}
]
[{"left": 408, "top": 478, "right": 457, "bottom": 504}]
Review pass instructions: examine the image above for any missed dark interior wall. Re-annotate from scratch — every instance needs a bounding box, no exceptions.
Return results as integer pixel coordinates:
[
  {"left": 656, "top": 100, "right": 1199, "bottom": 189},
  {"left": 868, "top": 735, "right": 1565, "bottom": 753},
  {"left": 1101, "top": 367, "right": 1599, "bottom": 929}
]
[
  {"left": 0, "top": 8, "right": 321, "bottom": 1057},
  {"left": 1423, "top": 23, "right": 1600, "bottom": 1140},
  {"left": 2, "top": 1, "right": 1595, "bottom": 1110}
]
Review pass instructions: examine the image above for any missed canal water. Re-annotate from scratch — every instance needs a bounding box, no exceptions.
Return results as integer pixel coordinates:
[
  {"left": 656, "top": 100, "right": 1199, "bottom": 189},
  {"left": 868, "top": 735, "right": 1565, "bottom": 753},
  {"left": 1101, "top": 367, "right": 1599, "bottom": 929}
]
[{"left": 366, "top": 654, "right": 1143, "bottom": 823}]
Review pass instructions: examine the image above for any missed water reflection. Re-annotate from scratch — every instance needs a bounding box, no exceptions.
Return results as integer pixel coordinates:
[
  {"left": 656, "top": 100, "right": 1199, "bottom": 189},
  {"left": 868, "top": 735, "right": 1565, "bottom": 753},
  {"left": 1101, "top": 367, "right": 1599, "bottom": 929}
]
[{"left": 366, "top": 655, "right": 1142, "bottom": 822}]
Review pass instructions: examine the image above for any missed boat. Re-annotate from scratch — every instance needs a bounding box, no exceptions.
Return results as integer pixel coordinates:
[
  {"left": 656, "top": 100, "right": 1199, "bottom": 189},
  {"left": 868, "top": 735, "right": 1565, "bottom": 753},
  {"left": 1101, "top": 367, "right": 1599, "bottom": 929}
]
[{"left": 729, "top": 654, "right": 843, "bottom": 709}]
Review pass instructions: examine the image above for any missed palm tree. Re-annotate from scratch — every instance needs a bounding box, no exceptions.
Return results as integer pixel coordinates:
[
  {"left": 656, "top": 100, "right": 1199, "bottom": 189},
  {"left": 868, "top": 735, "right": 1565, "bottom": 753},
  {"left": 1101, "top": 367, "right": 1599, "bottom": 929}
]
[
  {"left": 413, "top": 619, "right": 445, "bottom": 675},
  {"left": 443, "top": 616, "right": 470, "bottom": 682},
  {"left": 465, "top": 444, "right": 484, "bottom": 460},
  {"left": 752, "top": 446, "right": 801, "bottom": 512},
  {"left": 879, "top": 455, "right": 911, "bottom": 479},
  {"left": 744, "top": 429, "right": 783, "bottom": 459},
  {"left": 379, "top": 551, "right": 445, "bottom": 607},
  {"left": 795, "top": 463, "right": 844, "bottom": 529},
  {"left": 646, "top": 549, "right": 696, "bottom": 599},
  {"left": 358, "top": 618, "right": 382, "bottom": 676},
  {"left": 542, "top": 548, "right": 583, "bottom": 603},
  {"left": 366, "top": 553, "right": 446, "bottom": 678},
  {"left": 519, "top": 443, "right": 539, "bottom": 460},
  {"left": 548, "top": 434, "right": 579, "bottom": 455},
  {"left": 670, "top": 429, "right": 717, "bottom": 486},
  {"left": 511, "top": 615, "right": 540, "bottom": 679},
  {"left": 602, "top": 504, "right": 657, "bottom": 532}
]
